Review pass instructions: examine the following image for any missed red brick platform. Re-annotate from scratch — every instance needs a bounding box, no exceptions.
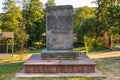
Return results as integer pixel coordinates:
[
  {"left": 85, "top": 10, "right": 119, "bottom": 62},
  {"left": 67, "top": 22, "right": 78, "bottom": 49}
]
[{"left": 24, "top": 54, "right": 96, "bottom": 73}]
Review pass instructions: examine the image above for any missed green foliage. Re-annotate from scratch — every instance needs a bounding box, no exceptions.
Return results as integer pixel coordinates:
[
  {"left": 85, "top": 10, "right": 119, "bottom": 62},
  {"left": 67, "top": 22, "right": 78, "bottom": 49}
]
[
  {"left": 84, "top": 36, "right": 95, "bottom": 53},
  {"left": 75, "top": 2, "right": 120, "bottom": 49},
  {"left": 76, "top": 18, "right": 96, "bottom": 42},
  {"left": 73, "top": 6, "right": 95, "bottom": 32},
  {"left": 45, "top": 0, "right": 56, "bottom": 7},
  {"left": 27, "top": 0, "right": 44, "bottom": 23},
  {"left": 89, "top": 47, "right": 105, "bottom": 53},
  {"left": 1, "top": 0, "right": 23, "bottom": 31},
  {"left": 0, "top": 0, "right": 46, "bottom": 49},
  {"left": 94, "top": 0, "right": 120, "bottom": 49},
  {"left": 95, "top": 0, "right": 119, "bottom": 37},
  {"left": 33, "top": 41, "right": 45, "bottom": 48},
  {"left": 0, "top": 13, "right": 4, "bottom": 28},
  {"left": 0, "top": 62, "right": 23, "bottom": 80},
  {"left": 1, "top": 0, "right": 29, "bottom": 49},
  {"left": 74, "top": 7, "right": 97, "bottom": 48},
  {"left": 74, "top": 47, "right": 86, "bottom": 52},
  {"left": 0, "top": 29, "right": 2, "bottom": 32},
  {"left": 24, "top": 0, "right": 46, "bottom": 47}
]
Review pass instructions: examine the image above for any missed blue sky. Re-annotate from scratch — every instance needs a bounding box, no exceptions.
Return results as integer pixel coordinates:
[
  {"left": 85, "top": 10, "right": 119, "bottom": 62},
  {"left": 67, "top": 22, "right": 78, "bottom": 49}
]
[{"left": 0, "top": 0, "right": 97, "bottom": 13}]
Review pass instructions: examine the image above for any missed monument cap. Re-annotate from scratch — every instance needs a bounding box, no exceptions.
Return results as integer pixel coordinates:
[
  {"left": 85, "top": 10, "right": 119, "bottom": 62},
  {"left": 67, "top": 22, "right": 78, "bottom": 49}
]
[{"left": 46, "top": 5, "right": 73, "bottom": 12}]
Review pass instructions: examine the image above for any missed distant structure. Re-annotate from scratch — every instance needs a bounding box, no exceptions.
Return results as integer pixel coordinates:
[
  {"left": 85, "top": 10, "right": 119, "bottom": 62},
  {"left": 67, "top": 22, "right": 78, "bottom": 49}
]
[{"left": 0, "top": 32, "right": 14, "bottom": 57}]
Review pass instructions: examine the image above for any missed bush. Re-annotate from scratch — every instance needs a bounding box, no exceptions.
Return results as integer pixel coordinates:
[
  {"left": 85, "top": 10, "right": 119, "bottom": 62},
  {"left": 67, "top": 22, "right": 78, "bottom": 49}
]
[{"left": 33, "top": 41, "right": 45, "bottom": 49}]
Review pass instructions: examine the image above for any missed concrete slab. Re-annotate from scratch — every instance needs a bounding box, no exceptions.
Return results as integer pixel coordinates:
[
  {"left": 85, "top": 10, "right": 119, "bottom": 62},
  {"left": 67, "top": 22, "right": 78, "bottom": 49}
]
[{"left": 16, "top": 68, "right": 105, "bottom": 78}]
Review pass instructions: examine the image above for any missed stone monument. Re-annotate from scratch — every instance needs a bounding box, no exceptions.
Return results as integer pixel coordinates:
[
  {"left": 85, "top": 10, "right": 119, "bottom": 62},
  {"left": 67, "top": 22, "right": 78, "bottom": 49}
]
[
  {"left": 41, "top": 5, "right": 79, "bottom": 59},
  {"left": 16, "top": 5, "right": 104, "bottom": 78}
]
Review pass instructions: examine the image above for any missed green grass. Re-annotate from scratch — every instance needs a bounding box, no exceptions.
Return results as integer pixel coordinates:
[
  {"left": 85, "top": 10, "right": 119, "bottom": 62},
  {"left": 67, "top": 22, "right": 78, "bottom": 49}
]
[
  {"left": 0, "top": 58, "right": 12, "bottom": 60},
  {"left": 74, "top": 47, "right": 86, "bottom": 52},
  {"left": 17, "top": 77, "right": 104, "bottom": 80},
  {"left": 0, "top": 61, "right": 105, "bottom": 80},
  {"left": 94, "top": 57, "right": 120, "bottom": 80},
  {"left": 28, "top": 49, "right": 43, "bottom": 53},
  {"left": 0, "top": 51, "right": 120, "bottom": 80},
  {"left": 0, "top": 62, "right": 24, "bottom": 80},
  {"left": 89, "top": 47, "right": 106, "bottom": 53},
  {"left": 74, "top": 47, "right": 105, "bottom": 53}
]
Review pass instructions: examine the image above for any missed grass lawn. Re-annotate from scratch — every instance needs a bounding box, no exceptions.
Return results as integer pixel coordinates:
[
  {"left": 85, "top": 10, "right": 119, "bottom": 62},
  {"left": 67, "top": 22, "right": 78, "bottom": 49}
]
[
  {"left": 28, "top": 48, "right": 43, "bottom": 53},
  {"left": 0, "top": 51, "right": 120, "bottom": 80},
  {"left": 0, "top": 62, "right": 24, "bottom": 80}
]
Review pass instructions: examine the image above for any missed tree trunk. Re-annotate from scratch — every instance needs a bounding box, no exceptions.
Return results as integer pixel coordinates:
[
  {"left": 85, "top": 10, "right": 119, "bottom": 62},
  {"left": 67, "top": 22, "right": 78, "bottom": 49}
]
[{"left": 108, "top": 34, "right": 112, "bottom": 50}]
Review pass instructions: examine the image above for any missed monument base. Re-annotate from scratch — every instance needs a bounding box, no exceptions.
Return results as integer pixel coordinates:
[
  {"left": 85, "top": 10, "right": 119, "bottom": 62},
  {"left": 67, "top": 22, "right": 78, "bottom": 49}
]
[
  {"left": 16, "top": 54, "right": 105, "bottom": 78},
  {"left": 23, "top": 54, "right": 96, "bottom": 73},
  {"left": 16, "top": 68, "right": 105, "bottom": 78},
  {"left": 41, "top": 49, "right": 80, "bottom": 59}
]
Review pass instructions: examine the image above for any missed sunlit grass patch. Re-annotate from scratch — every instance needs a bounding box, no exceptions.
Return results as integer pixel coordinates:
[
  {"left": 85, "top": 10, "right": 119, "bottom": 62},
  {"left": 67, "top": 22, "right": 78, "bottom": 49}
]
[
  {"left": 0, "top": 54, "right": 32, "bottom": 63},
  {"left": 88, "top": 51, "right": 120, "bottom": 59}
]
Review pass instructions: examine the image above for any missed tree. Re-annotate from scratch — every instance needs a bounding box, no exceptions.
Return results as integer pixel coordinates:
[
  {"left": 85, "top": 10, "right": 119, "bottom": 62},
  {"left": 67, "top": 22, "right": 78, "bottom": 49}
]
[
  {"left": 21, "top": 0, "right": 30, "bottom": 19},
  {"left": 73, "top": 6, "right": 96, "bottom": 46},
  {"left": 95, "top": 0, "right": 120, "bottom": 49},
  {"left": 25, "top": 0, "right": 45, "bottom": 47},
  {"left": 76, "top": 18, "right": 96, "bottom": 43},
  {"left": 1, "top": 0, "right": 29, "bottom": 49},
  {"left": 84, "top": 36, "right": 95, "bottom": 53},
  {"left": 45, "top": 0, "right": 56, "bottom": 7},
  {"left": 73, "top": 6, "right": 95, "bottom": 33},
  {"left": 0, "top": 13, "right": 4, "bottom": 31}
]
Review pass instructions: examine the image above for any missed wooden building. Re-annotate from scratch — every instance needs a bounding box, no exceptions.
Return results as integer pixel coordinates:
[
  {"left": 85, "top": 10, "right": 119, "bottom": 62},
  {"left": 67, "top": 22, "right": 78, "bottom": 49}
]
[{"left": 0, "top": 32, "right": 14, "bottom": 57}]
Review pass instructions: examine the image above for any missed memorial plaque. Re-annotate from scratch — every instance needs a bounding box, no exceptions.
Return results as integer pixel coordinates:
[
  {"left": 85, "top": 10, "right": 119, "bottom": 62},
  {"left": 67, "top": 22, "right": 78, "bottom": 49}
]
[{"left": 46, "top": 5, "right": 73, "bottom": 50}]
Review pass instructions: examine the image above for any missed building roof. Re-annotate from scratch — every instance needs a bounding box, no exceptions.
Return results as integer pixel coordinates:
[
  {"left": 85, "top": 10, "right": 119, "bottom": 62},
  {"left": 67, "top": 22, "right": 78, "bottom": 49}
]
[{"left": 0, "top": 32, "right": 14, "bottom": 38}]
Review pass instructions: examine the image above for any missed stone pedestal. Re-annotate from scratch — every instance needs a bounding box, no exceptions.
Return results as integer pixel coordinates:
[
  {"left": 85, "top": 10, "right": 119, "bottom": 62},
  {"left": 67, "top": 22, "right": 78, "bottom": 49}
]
[{"left": 41, "top": 5, "right": 79, "bottom": 59}]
